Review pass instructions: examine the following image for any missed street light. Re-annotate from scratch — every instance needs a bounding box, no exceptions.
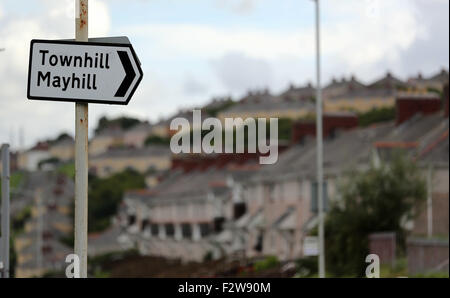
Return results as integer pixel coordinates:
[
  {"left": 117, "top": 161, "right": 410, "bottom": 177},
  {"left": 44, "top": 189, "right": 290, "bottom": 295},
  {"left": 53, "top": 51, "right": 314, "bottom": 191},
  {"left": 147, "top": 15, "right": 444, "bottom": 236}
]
[{"left": 311, "top": 0, "right": 325, "bottom": 278}]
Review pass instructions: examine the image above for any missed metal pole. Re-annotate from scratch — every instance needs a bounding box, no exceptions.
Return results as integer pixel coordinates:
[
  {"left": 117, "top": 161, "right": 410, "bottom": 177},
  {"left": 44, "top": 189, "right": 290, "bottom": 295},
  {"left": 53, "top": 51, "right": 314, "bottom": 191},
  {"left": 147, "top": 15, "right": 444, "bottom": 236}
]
[
  {"left": 1, "top": 144, "right": 10, "bottom": 278},
  {"left": 314, "top": 0, "right": 325, "bottom": 278},
  {"left": 75, "top": 0, "right": 89, "bottom": 278},
  {"left": 427, "top": 165, "right": 433, "bottom": 238},
  {"left": 36, "top": 189, "right": 43, "bottom": 273}
]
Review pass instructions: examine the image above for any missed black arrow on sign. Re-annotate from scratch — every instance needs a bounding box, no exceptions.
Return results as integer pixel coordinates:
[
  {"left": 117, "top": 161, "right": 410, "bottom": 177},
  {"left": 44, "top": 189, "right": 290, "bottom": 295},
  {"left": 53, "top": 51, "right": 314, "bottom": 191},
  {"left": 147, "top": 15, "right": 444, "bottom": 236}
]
[{"left": 115, "top": 51, "right": 136, "bottom": 97}]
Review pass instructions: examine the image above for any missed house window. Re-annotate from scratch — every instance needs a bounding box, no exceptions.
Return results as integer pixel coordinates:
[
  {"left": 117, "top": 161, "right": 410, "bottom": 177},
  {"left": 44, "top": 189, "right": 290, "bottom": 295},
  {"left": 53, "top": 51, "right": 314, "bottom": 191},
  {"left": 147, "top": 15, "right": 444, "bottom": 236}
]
[
  {"left": 128, "top": 215, "right": 136, "bottom": 226},
  {"left": 150, "top": 224, "right": 159, "bottom": 236},
  {"left": 199, "top": 223, "right": 211, "bottom": 237},
  {"left": 141, "top": 219, "right": 150, "bottom": 232},
  {"left": 181, "top": 223, "right": 192, "bottom": 239},
  {"left": 254, "top": 232, "right": 263, "bottom": 252},
  {"left": 233, "top": 202, "right": 246, "bottom": 219},
  {"left": 213, "top": 217, "right": 225, "bottom": 233},
  {"left": 165, "top": 223, "right": 175, "bottom": 237}
]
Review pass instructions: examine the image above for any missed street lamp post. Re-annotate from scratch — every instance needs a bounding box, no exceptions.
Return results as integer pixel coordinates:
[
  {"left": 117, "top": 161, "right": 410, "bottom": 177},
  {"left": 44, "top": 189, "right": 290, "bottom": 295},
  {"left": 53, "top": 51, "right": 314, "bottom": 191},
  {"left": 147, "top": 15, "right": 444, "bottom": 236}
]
[{"left": 312, "top": 0, "right": 325, "bottom": 278}]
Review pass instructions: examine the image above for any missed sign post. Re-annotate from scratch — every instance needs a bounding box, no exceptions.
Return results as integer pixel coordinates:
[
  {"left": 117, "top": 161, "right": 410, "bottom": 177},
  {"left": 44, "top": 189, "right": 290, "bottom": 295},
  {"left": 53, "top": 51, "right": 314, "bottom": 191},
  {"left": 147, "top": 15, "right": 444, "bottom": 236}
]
[
  {"left": 1, "top": 144, "right": 10, "bottom": 278},
  {"left": 75, "top": 0, "right": 89, "bottom": 278},
  {"left": 26, "top": 0, "right": 142, "bottom": 278}
]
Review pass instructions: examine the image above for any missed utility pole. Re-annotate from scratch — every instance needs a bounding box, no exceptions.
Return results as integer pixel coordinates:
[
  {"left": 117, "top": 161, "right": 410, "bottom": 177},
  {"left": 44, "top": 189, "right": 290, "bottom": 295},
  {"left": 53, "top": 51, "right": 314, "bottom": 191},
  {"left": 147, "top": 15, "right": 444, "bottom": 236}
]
[
  {"left": 1, "top": 144, "right": 10, "bottom": 278},
  {"left": 313, "top": 0, "right": 325, "bottom": 278},
  {"left": 74, "top": 0, "right": 89, "bottom": 278},
  {"left": 36, "top": 189, "right": 43, "bottom": 273},
  {"left": 427, "top": 165, "right": 433, "bottom": 238}
]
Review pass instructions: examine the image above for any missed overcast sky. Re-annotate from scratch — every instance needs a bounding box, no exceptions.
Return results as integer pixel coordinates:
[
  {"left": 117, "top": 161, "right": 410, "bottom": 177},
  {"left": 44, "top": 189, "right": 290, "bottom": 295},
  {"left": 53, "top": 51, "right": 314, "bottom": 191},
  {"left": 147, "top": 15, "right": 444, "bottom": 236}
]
[{"left": 0, "top": 0, "right": 449, "bottom": 149}]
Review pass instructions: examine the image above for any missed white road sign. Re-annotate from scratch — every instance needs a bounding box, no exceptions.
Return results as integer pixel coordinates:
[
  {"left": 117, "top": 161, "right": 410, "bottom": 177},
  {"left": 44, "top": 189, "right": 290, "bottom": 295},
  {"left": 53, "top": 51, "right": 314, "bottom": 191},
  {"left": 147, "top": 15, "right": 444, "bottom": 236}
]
[
  {"left": 27, "top": 39, "right": 143, "bottom": 105},
  {"left": 303, "top": 236, "right": 319, "bottom": 256}
]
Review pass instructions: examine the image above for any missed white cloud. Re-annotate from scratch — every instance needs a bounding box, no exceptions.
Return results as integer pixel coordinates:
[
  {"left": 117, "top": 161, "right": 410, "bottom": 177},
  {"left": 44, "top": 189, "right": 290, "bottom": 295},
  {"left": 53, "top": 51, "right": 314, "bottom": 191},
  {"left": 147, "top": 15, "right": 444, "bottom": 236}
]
[
  {"left": 121, "top": 0, "right": 430, "bottom": 90},
  {"left": 123, "top": 23, "right": 314, "bottom": 60},
  {"left": 0, "top": 0, "right": 110, "bottom": 148},
  {"left": 211, "top": 52, "right": 274, "bottom": 94},
  {"left": 0, "top": 0, "right": 448, "bottom": 148},
  {"left": 122, "top": 0, "right": 425, "bottom": 76},
  {"left": 215, "top": 0, "right": 262, "bottom": 14}
]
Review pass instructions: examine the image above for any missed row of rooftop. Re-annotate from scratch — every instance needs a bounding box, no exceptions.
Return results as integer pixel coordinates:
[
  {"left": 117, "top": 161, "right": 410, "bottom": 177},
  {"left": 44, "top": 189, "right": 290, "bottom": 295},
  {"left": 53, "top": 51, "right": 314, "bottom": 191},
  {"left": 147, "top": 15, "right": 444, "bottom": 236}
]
[
  {"left": 118, "top": 85, "right": 449, "bottom": 264},
  {"left": 10, "top": 68, "right": 448, "bottom": 176}
]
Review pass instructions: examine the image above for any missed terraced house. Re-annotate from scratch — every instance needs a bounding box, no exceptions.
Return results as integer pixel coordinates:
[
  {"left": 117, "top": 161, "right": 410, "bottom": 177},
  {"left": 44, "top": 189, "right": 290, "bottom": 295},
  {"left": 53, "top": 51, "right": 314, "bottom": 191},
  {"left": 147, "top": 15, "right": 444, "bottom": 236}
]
[{"left": 119, "top": 84, "right": 449, "bottom": 265}]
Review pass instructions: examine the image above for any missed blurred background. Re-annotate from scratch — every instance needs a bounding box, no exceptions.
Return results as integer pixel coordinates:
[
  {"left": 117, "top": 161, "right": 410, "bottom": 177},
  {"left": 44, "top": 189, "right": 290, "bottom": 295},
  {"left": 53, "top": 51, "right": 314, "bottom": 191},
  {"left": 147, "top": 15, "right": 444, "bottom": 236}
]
[{"left": 0, "top": 0, "right": 448, "bottom": 278}]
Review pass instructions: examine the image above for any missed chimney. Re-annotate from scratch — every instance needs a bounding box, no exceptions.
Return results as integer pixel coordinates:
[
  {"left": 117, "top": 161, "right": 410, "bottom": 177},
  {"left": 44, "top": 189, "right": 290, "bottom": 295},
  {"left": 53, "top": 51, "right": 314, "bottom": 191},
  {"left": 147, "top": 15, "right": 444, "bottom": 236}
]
[
  {"left": 395, "top": 94, "right": 442, "bottom": 125},
  {"left": 291, "top": 113, "right": 359, "bottom": 144}
]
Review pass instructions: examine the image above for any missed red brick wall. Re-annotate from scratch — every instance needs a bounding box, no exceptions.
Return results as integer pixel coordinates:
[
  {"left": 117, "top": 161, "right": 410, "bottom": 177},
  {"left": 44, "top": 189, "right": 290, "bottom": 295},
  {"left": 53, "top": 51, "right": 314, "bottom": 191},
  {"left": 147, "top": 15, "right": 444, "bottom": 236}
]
[
  {"left": 396, "top": 97, "right": 442, "bottom": 125},
  {"left": 444, "top": 84, "right": 449, "bottom": 118},
  {"left": 368, "top": 232, "right": 396, "bottom": 266},
  {"left": 291, "top": 114, "right": 359, "bottom": 144}
]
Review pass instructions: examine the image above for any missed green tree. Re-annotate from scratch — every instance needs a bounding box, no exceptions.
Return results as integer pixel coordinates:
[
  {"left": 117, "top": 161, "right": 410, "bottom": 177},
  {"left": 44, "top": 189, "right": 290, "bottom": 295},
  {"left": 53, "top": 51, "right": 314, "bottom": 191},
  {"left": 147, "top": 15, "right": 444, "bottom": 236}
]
[
  {"left": 88, "top": 169, "right": 146, "bottom": 232},
  {"left": 358, "top": 107, "right": 396, "bottom": 127},
  {"left": 144, "top": 135, "right": 171, "bottom": 146},
  {"left": 95, "top": 116, "right": 142, "bottom": 133},
  {"left": 325, "top": 154, "right": 426, "bottom": 277}
]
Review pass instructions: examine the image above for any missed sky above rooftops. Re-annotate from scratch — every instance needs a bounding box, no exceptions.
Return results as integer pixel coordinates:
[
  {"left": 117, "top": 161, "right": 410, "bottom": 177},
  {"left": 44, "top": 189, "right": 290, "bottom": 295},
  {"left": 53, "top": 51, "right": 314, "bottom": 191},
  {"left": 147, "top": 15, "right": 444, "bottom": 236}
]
[{"left": 0, "top": 0, "right": 449, "bottom": 148}]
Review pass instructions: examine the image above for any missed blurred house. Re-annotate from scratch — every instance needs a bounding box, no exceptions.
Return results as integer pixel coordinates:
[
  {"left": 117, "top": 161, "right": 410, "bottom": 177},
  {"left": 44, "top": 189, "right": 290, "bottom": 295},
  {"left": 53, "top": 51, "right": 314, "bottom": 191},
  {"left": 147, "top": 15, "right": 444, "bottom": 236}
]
[
  {"left": 14, "top": 174, "right": 74, "bottom": 277},
  {"left": 0, "top": 150, "right": 18, "bottom": 172},
  {"left": 407, "top": 68, "right": 449, "bottom": 92},
  {"left": 150, "top": 109, "right": 206, "bottom": 139},
  {"left": 89, "top": 126, "right": 124, "bottom": 156},
  {"left": 121, "top": 154, "right": 262, "bottom": 262},
  {"left": 234, "top": 121, "right": 393, "bottom": 260},
  {"left": 217, "top": 89, "right": 315, "bottom": 121},
  {"left": 149, "top": 118, "right": 172, "bottom": 139},
  {"left": 88, "top": 221, "right": 133, "bottom": 257},
  {"left": 17, "top": 142, "right": 51, "bottom": 171},
  {"left": 48, "top": 135, "right": 74, "bottom": 161},
  {"left": 123, "top": 121, "right": 152, "bottom": 148},
  {"left": 322, "top": 75, "right": 367, "bottom": 98},
  {"left": 323, "top": 73, "right": 402, "bottom": 113},
  {"left": 324, "top": 88, "right": 397, "bottom": 113},
  {"left": 120, "top": 88, "right": 448, "bottom": 264},
  {"left": 89, "top": 145, "right": 172, "bottom": 178},
  {"left": 280, "top": 82, "right": 316, "bottom": 102}
]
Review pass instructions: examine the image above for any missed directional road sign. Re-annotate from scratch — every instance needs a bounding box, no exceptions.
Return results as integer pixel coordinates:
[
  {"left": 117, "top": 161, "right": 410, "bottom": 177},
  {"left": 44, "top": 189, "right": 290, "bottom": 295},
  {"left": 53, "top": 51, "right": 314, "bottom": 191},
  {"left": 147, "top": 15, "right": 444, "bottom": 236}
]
[{"left": 27, "top": 39, "right": 143, "bottom": 105}]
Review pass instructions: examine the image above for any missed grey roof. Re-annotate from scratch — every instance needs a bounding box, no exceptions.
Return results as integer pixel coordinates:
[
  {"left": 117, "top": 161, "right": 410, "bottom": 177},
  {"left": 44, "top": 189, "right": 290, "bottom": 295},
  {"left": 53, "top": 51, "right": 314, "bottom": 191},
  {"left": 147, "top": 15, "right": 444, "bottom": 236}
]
[
  {"left": 156, "top": 109, "right": 212, "bottom": 126},
  {"left": 280, "top": 83, "right": 315, "bottom": 101},
  {"left": 51, "top": 136, "right": 74, "bottom": 147},
  {"left": 428, "top": 69, "right": 449, "bottom": 83},
  {"left": 368, "top": 72, "right": 406, "bottom": 89},
  {"left": 257, "top": 112, "right": 448, "bottom": 182},
  {"left": 126, "top": 122, "right": 152, "bottom": 133},
  {"left": 415, "top": 117, "right": 449, "bottom": 164},
  {"left": 94, "top": 126, "right": 124, "bottom": 138},
  {"left": 381, "top": 113, "right": 445, "bottom": 144},
  {"left": 222, "top": 93, "right": 315, "bottom": 114},
  {"left": 256, "top": 121, "right": 393, "bottom": 181},
  {"left": 324, "top": 76, "right": 366, "bottom": 92},
  {"left": 328, "top": 88, "right": 396, "bottom": 100},
  {"left": 126, "top": 163, "right": 259, "bottom": 204},
  {"left": 90, "top": 145, "right": 171, "bottom": 160},
  {"left": 88, "top": 224, "right": 131, "bottom": 256}
]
